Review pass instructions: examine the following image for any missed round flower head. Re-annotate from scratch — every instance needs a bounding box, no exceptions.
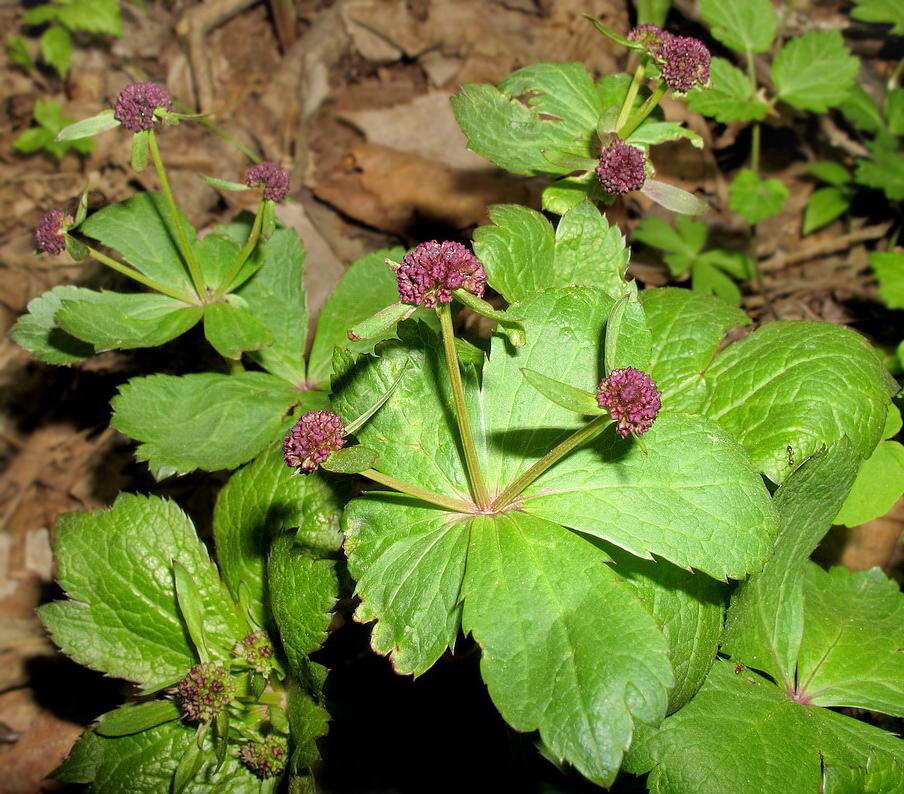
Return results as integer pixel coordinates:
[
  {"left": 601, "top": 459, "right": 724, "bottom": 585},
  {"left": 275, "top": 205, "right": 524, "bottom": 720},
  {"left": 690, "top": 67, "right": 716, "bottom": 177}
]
[
  {"left": 240, "top": 735, "right": 288, "bottom": 779},
  {"left": 233, "top": 630, "right": 275, "bottom": 674},
  {"left": 628, "top": 24, "right": 667, "bottom": 58},
  {"left": 114, "top": 82, "right": 173, "bottom": 132},
  {"left": 34, "top": 209, "right": 70, "bottom": 255},
  {"left": 283, "top": 410, "right": 345, "bottom": 473},
  {"left": 597, "top": 367, "right": 661, "bottom": 438},
  {"left": 396, "top": 240, "right": 487, "bottom": 308},
  {"left": 177, "top": 662, "right": 237, "bottom": 722},
  {"left": 596, "top": 140, "right": 647, "bottom": 195},
  {"left": 658, "top": 34, "right": 711, "bottom": 93},
  {"left": 245, "top": 161, "right": 290, "bottom": 202}
]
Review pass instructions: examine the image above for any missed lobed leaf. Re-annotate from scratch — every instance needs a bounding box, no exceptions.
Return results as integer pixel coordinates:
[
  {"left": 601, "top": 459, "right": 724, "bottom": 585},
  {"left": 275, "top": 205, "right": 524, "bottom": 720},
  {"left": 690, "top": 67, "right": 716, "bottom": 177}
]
[
  {"left": 772, "top": 30, "right": 859, "bottom": 113},
  {"left": 699, "top": 0, "right": 776, "bottom": 53},
  {"left": 686, "top": 58, "right": 768, "bottom": 123},
  {"left": 9, "top": 285, "right": 97, "bottom": 365}
]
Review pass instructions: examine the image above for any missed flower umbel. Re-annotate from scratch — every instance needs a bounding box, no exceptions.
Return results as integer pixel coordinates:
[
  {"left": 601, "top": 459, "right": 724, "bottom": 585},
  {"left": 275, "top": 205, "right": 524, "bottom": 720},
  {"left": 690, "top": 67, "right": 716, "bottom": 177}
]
[
  {"left": 232, "top": 630, "right": 275, "bottom": 674},
  {"left": 239, "top": 735, "right": 288, "bottom": 779},
  {"left": 658, "top": 34, "right": 711, "bottom": 93},
  {"left": 245, "top": 161, "right": 290, "bottom": 202},
  {"left": 113, "top": 82, "right": 173, "bottom": 132},
  {"left": 34, "top": 210, "right": 70, "bottom": 255},
  {"left": 283, "top": 411, "right": 346, "bottom": 473},
  {"left": 177, "top": 662, "right": 237, "bottom": 722},
  {"left": 396, "top": 241, "right": 487, "bottom": 308},
  {"left": 596, "top": 140, "right": 647, "bottom": 195},
  {"left": 597, "top": 367, "right": 661, "bottom": 437}
]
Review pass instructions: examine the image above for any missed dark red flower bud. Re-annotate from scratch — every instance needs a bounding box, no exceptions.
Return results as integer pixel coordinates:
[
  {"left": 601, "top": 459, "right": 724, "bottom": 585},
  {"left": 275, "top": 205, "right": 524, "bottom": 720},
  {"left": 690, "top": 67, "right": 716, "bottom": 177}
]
[
  {"left": 597, "top": 367, "right": 661, "bottom": 438},
  {"left": 113, "top": 82, "right": 173, "bottom": 132},
  {"left": 658, "top": 34, "right": 711, "bottom": 93},
  {"left": 244, "top": 161, "right": 290, "bottom": 202},
  {"left": 232, "top": 630, "right": 275, "bottom": 674},
  {"left": 239, "top": 735, "right": 288, "bottom": 779},
  {"left": 396, "top": 240, "right": 486, "bottom": 308},
  {"left": 283, "top": 411, "right": 345, "bottom": 473},
  {"left": 34, "top": 209, "right": 70, "bottom": 255},
  {"left": 176, "top": 662, "right": 236, "bottom": 722},
  {"left": 596, "top": 140, "right": 647, "bottom": 195}
]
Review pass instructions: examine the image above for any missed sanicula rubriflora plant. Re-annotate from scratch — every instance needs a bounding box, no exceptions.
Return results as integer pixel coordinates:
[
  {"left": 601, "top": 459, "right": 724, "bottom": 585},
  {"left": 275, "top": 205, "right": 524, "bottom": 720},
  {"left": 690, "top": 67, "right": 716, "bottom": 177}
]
[{"left": 9, "top": 9, "right": 904, "bottom": 792}]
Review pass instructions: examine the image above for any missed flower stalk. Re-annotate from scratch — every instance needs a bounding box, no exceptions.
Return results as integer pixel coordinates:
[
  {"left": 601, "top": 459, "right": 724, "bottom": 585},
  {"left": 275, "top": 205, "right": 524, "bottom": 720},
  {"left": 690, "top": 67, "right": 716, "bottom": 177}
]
[
  {"left": 361, "top": 468, "right": 474, "bottom": 513},
  {"left": 619, "top": 82, "right": 667, "bottom": 139},
  {"left": 212, "top": 202, "right": 264, "bottom": 300}
]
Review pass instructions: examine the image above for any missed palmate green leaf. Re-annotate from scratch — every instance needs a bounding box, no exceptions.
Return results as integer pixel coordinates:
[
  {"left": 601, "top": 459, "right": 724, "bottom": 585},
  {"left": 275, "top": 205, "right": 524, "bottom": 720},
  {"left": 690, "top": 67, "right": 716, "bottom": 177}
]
[
  {"left": 203, "top": 302, "right": 273, "bottom": 360},
  {"left": 633, "top": 216, "right": 708, "bottom": 277},
  {"left": 728, "top": 169, "right": 789, "bottom": 225},
  {"left": 111, "top": 373, "right": 318, "bottom": 478},
  {"left": 451, "top": 62, "right": 603, "bottom": 175},
  {"left": 840, "top": 83, "right": 885, "bottom": 133},
  {"left": 55, "top": 0, "right": 121, "bottom": 36},
  {"left": 214, "top": 443, "right": 342, "bottom": 626},
  {"left": 197, "top": 232, "right": 244, "bottom": 293},
  {"left": 462, "top": 512, "right": 672, "bottom": 787},
  {"left": 871, "top": 251, "right": 904, "bottom": 309},
  {"left": 40, "top": 25, "right": 72, "bottom": 77},
  {"left": 472, "top": 200, "right": 627, "bottom": 304},
  {"left": 55, "top": 720, "right": 270, "bottom": 793},
  {"left": 797, "top": 564, "right": 904, "bottom": 715},
  {"left": 629, "top": 659, "right": 904, "bottom": 794},
  {"left": 81, "top": 192, "right": 197, "bottom": 297},
  {"left": 686, "top": 58, "right": 768, "bottom": 123},
  {"left": 698, "top": 0, "right": 776, "bottom": 54},
  {"left": 802, "top": 186, "right": 850, "bottom": 234},
  {"left": 722, "top": 441, "right": 859, "bottom": 687},
  {"left": 772, "top": 30, "right": 859, "bottom": 113},
  {"left": 857, "top": 133, "right": 904, "bottom": 201},
  {"left": 56, "top": 291, "right": 202, "bottom": 351},
  {"left": 38, "top": 494, "right": 244, "bottom": 692},
  {"left": 9, "top": 285, "right": 96, "bottom": 365},
  {"left": 691, "top": 257, "right": 742, "bottom": 306},
  {"left": 850, "top": 0, "right": 904, "bottom": 34}
]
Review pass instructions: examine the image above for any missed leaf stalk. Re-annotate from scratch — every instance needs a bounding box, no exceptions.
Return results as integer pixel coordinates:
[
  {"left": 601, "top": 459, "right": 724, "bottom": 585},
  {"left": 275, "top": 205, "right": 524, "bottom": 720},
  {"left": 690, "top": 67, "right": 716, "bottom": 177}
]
[{"left": 360, "top": 469, "right": 474, "bottom": 513}]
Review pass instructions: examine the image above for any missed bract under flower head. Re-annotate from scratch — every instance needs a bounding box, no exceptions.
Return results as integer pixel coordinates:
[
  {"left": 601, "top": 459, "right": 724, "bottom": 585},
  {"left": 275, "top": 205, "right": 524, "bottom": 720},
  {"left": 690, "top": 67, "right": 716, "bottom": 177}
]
[
  {"left": 34, "top": 209, "right": 70, "bottom": 255},
  {"left": 239, "top": 735, "right": 288, "bottom": 779},
  {"left": 113, "top": 82, "right": 173, "bottom": 132},
  {"left": 245, "top": 161, "right": 290, "bottom": 202},
  {"left": 232, "top": 630, "right": 275, "bottom": 674},
  {"left": 597, "top": 367, "right": 661, "bottom": 438},
  {"left": 283, "top": 410, "right": 346, "bottom": 473},
  {"left": 628, "top": 24, "right": 667, "bottom": 57},
  {"left": 596, "top": 140, "right": 647, "bottom": 195},
  {"left": 659, "top": 34, "right": 711, "bottom": 93},
  {"left": 176, "top": 662, "right": 236, "bottom": 722},
  {"left": 396, "top": 240, "right": 487, "bottom": 308}
]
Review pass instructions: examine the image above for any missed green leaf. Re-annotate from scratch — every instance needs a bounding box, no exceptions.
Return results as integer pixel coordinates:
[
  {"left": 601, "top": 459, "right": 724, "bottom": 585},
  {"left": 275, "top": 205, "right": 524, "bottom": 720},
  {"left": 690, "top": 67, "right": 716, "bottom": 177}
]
[
  {"left": 541, "top": 173, "right": 601, "bottom": 215},
  {"left": 320, "top": 445, "right": 379, "bottom": 473},
  {"left": 451, "top": 62, "right": 602, "bottom": 175},
  {"left": 807, "top": 160, "right": 852, "bottom": 187},
  {"left": 55, "top": 108, "right": 121, "bottom": 141},
  {"left": 203, "top": 302, "right": 274, "bottom": 360},
  {"left": 461, "top": 512, "right": 672, "bottom": 787},
  {"left": 886, "top": 87, "right": 904, "bottom": 135},
  {"left": 268, "top": 533, "right": 338, "bottom": 678},
  {"left": 94, "top": 700, "right": 181, "bottom": 738},
  {"left": 55, "top": 0, "right": 121, "bottom": 36},
  {"left": 699, "top": 321, "right": 891, "bottom": 483},
  {"left": 627, "top": 121, "right": 703, "bottom": 150},
  {"left": 237, "top": 228, "right": 309, "bottom": 384},
  {"left": 802, "top": 187, "right": 849, "bottom": 234},
  {"left": 728, "top": 169, "right": 789, "bottom": 224},
  {"left": 604, "top": 287, "right": 652, "bottom": 372},
  {"left": 636, "top": 0, "right": 671, "bottom": 26},
  {"left": 6, "top": 34, "right": 33, "bottom": 69},
  {"left": 722, "top": 441, "right": 859, "bottom": 687},
  {"left": 840, "top": 83, "right": 885, "bottom": 133},
  {"left": 9, "top": 285, "right": 96, "bottom": 365},
  {"left": 14, "top": 127, "right": 53, "bottom": 154},
  {"left": 286, "top": 676, "right": 329, "bottom": 785},
  {"left": 772, "top": 30, "right": 860, "bottom": 112},
  {"left": 56, "top": 291, "right": 202, "bottom": 351},
  {"left": 214, "top": 443, "right": 341, "bottom": 626},
  {"left": 686, "top": 58, "right": 768, "bottom": 123},
  {"left": 472, "top": 201, "right": 628, "bottom": 304},
  {"left": 850, "top": 0, "right": 904, "bottom": 34},
  {"left": 825, "top": 748, "right": 904, "bottom": 793},
  {"left": 519, "top": 368, "right": 604, "bottom": 415},
  {"left": 196, "top": 232, "right": 243, "bottom": 292},
  {"left": 40, "top": 25, "right": 72, "bottom": 77},
  {"left": 692, "top": 258, "right": 742, "bottom": 305},
  {"left": 699, "top": 0, "right": 776, "bottom": 53},
  {"left": 111, "top": 373, "right": 309, "bottom": 477},
  {"left": 856, "top": 133, "right": 904, "bottom": 201},
  {"left": 80, "top": 192, "right": 198, "bottom": 297},
  {"left": 38, "top": 494, "right": 244, "bottom": 691},
  {"left": 872, "top": 252, "right": 904, "bottom": 309},
  {"left": 633, "top": 216, "right": 708, "bottom": 277}
]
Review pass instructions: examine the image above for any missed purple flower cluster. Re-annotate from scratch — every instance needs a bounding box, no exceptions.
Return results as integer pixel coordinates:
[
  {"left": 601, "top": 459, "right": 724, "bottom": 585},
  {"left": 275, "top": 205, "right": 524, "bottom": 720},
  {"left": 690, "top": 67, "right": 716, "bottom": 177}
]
[
  {"left": 232, "top": 630, "right": 275, "bottom": 674},
  {"left": 245, "top": 161, "right": 290, "bottom": 202},
  {"left": 283, "top": 411, "right": 346, "bottom": 473},
  {"left": 176, "top": 662, "right": 236, "bottom": 722},
  {"left": 113, "top": 82, "right": 173, "bottom": 132},
  {"left": 628, "top": 25, "right": 710, "bottom": 93},
  {"left": 33, "top": 209, "right": 69, "bottom": 255},
  {"left": 596, "top": 140, "right": 647, "bottom": 195},
  {"left": 239, "top": 735, "right": 288, "bottom": 779},
  {"left": 597, "top": 367, "right": 661, "bottom": 438},
  {"left": 396, "top": 241, "right": 487, "bottom": 308}
]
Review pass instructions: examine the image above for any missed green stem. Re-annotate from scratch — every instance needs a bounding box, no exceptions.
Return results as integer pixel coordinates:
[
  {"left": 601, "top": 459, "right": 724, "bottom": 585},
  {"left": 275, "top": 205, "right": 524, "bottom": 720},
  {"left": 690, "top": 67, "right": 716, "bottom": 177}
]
[
  {"left": 615, "top": 64, "right": 646, "bottom": 135},
  {"left": 619, "top": 83, "right": 667, "bottom": 139},
  {"left": 750, "top": 121, "right": 761, "bottom": 174},
  {"left": 227, "top": 358, "right": 245, "bottom": 374},
  {"left": 77, "top": 240, "right": 199, "bottom": 303},
  {"left": 437, "top": 303, "right": 490, "bottom": 509},
  {"left": 492, "top": 415, "right": 612, "bottom": 511},
  {"left": 212, "top": 204, "right": 264, "bottom": 299},
  {"left": 148, "top": 130, "right": 206, "bottom": 300},
  {"left": 361, "top": 469, "right": 474, "bottom": 513}
]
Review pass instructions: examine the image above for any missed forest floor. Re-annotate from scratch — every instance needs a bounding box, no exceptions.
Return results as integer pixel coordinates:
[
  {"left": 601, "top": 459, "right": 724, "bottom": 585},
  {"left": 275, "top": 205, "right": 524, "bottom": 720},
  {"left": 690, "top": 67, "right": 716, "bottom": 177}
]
[{"left": 0, "top": 0, "right": 901, "bottom": 791}]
